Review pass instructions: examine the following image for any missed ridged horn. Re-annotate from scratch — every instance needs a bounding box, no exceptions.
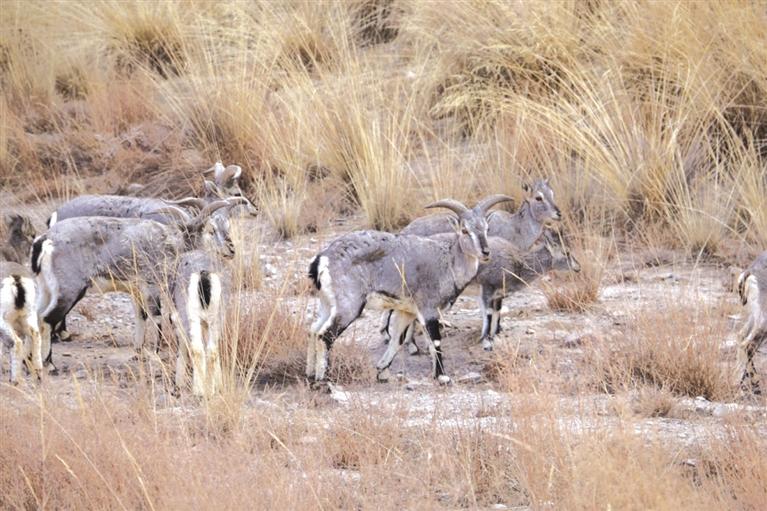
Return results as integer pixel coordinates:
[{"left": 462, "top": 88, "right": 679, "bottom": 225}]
[
  {"left": 163, "top": 197, "right": 207, "bottom": 210},
  {"left": 222, "top": 164, "right": 242, "bottom": 182},
  {"left": 186, "top": 199, "right": 241, "bottom": 231},
  {"left": 475, "top": 194, "right": 515, "bottom": 215},
  {"left": 424, "top": 199, "right": 470, "bottom": 216}
]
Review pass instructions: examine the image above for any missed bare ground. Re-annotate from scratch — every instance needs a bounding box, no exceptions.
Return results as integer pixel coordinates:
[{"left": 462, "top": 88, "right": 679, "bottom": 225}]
[{"left": 2, "top": 204, "right": 766, "bottom": 460}]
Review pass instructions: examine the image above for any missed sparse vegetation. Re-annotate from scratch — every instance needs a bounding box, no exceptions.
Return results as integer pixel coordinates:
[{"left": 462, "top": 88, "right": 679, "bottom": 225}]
[{"left": 2, "top": 0, "right": 767, "bottom": 508}]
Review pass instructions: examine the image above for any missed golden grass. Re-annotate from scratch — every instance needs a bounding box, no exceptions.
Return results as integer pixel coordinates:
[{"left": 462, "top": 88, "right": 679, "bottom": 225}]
[
  {"left": 591, "top": 300, "right": 734, "bottom": 401},
  {"left": 4, "top": 1, "right": 767, "bottom": 507}
]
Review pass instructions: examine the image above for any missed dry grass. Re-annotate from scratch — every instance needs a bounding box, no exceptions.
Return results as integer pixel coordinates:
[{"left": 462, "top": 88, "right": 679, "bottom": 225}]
[
  {"left": 3, "top": 0, "right": 765, "bottom": 247},
  {"left": 2, "top": 382, "right": 765, "bottom": 510},
  {"left": 590, "top": 300, "right": 734, "bottom": 401},
  {"left": 4, "top": 1, "right": 767, "bottom": 507}
]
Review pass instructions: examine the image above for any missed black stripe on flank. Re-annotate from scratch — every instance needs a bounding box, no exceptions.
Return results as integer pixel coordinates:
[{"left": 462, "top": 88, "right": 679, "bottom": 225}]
[
  {"left": 13, "top": 275, "right": 25, "bottom": 310},
  {"left": 31, "top": 235, "right": 47, "bottom": 274},
  {"left": 198, "top": 271, "right": 212, "bottom": 308},
  {"left": 308, "top": 256, "right": 321, "bottom": 290}
]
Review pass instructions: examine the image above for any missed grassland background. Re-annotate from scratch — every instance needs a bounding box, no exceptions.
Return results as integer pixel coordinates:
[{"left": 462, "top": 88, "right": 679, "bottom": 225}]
[{"left": 2, "top": 1, "right": 767, "bottom": 509}]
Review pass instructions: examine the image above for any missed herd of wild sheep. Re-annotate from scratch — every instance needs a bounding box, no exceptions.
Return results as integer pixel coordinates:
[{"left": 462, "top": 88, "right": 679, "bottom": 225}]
[{"left": 1, "top": 162, "right": 766, "bottom": 396}]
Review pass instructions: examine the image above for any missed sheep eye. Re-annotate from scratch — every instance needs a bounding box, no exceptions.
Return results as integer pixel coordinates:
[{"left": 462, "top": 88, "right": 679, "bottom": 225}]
[{"left": 535, "top": 196, "right": 543, "bottom": 202}]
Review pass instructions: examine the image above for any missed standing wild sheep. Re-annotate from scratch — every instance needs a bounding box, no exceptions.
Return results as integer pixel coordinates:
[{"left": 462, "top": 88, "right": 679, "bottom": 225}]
[
  {"left": 0, "top": 262, "right": 43, "bottom": 384},
  {"left": 735, "top": 251, "right": 767, "bottom": 394},
  {"left": 401, "top": 180, "right": 561, "bottom": 248},
  {"left": 32, "top": 199, "right": 244, "bottom": 368},
  {"left": 388, "top": 229, "right": 580, "bottom": 355},
  {"left": 306, "top": 195, "right": 513, "bottom": 385},
  {"left": 171, "top": 249, "right": 229, "bottom": 397}
]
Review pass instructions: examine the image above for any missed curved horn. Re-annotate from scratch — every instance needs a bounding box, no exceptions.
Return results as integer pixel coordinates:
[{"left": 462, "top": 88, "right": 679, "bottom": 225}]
[
  {"left": 187, "top": 197, "right": 249, "bottom": 230},
  {"left": 476, "top": 194, "right": 515, "bottom": 215},
  {"left": 223, "top": 164, "right": 242, "bottom": 181},
  {"left": 148, "top": 206, "right": 193, "bottom": 224},
  {"left": 424, "top": 199, "right": 470, "bottom": 216},
  {"left": 163, "top": 197, "right": 207, "bottom": 210}
]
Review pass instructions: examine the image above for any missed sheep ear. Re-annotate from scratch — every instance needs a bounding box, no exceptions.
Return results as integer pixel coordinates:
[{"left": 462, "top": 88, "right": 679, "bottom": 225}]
[{"left": 7, "top": 214, "right": 22, "bottom": 231}]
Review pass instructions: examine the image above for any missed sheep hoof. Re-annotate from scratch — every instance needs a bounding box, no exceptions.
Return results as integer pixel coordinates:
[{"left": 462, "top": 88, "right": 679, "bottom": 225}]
[
  {"left": 377, "top": 368, "right": 391, "bottom": 383},
  {"left": 407, "top": 342, "right": 420, "bottom": 356},
  {"left": 437, "top": 375, "right": 452, "bottom": 385},
  {"left": 482, "top": 339, "right": 494, "bottom": 352},
  {"left": 59, "top": 330, "right": 72, "bottom": 342}
]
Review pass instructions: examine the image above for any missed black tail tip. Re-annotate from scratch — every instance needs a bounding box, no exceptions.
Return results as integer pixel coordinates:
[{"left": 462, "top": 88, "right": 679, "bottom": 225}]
[
  {"left": 197, "top": 270, "right": 213, "bottom": 308},
  {"left": 31, "top": 235, "right": 47, "bottom": 275},
  {"left": 308, "top": 256, "right": 321, "bottom": 290}
]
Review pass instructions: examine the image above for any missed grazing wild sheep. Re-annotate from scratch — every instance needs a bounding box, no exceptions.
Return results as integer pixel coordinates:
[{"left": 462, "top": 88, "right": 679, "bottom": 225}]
[
  {"left": 171, "top": 249, "right": 229, "bottom": 397},
  {"left": 306, "top": 195, "right": 513, "bottom": 385},
  {"left": 735, "top": 251, "right": 767, "bottom": 394},
  {"left": 1, "top": 214, "right": 36, "bottom": 264},
  {"left": 0, "top": 262, "right": 43, "bottom": 384},
  {"left": 32, "top": 199, "right": 245, "bottom": 368}
]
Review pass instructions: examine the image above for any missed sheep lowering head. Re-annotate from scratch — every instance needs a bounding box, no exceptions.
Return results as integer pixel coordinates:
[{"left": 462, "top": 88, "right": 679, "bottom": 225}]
[{"left": 33, "top": 198, "right": 247, "bottom": 369}]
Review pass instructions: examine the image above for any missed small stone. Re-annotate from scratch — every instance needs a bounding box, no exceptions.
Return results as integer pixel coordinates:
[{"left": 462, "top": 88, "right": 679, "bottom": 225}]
[
  {"left": 563, "top": 333, "right": 583, "bottom": 348},
  {"left": 525, "top": 327, "right": 536, "bottom": 335},
  {"left": 458, "top": 371, "right": 483, "bottom": 384}
]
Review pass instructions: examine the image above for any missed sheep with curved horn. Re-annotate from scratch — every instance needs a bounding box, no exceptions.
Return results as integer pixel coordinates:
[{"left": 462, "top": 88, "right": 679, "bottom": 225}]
[
  {"left": 403, "top": 179, "right": 561, "bottom": 251},
  {"left": 306, "top": 195, "right": 513, "bottom": 385},
  {"left": 32, "top": 198, "right": 246, "bottom": 369}
]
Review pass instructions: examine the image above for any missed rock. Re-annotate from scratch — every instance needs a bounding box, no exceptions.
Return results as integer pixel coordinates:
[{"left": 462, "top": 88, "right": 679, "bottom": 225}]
[
  {"left": 525, "top": 327, "right": 536, "bottom": 335},
  {"left": 562, "top": 334, "right": 582, "bottom": 348},
  {"left": 458, "top": 372, "right": 483, "bottom": 384}
]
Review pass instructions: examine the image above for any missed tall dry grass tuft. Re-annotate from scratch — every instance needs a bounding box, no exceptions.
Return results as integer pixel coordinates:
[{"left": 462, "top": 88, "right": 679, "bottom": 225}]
[{"left": 590, "top": 300, "right": 733, "bottom": 400}]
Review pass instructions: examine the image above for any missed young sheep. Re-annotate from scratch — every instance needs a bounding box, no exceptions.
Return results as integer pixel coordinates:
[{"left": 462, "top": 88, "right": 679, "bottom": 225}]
[
  {"left": 0, "top": 262, "right": 43, "bottom": 384},
  {"left": 171, "top": 249, "right": 229, "bottom": 397},
  {"left": 306, "top": 196, "right": 513, "bottom": 385},
  {"left": 1, "top": 214, "right": 36, "bottom": 264},
  {"left": 32, "top": 199, "right": 244, "bottom": 368},
  {"left": 735, "top": 251, "right": 767, "bottom": 394},
  {"left": 474, "top": 231, "right": 580, "bottom": 350}
]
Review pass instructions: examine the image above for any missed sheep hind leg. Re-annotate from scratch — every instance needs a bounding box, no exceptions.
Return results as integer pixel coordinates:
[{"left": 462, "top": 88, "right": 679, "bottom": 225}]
[
  {"left": 175, "top": 337, "right": 189, "bottom": 396},
  {"left": 479, "top": 289, "right": 494, "bottom": 351},
  {"left": 307, "top": 299, "right": 331, "bottom": 379},
  {"left": 313, "top": 303, "right": 359, "bottom": 384},
  {"left": 206, "top": 319, "right": 222, "bottom": 396},
  {"left": 405, "top": 322, "right": 420, "bottom": 355},
  {"left": 376, "top": 311, "right": 415, "bottom": 382},
  {"left": 420, "top": 313, "right": 450, "bottom": 384},
  {"left": 188, "top": 316, "right": 207, "bottom": 398},
  {"left": 25, "top": 308, "right": 44, "bottom": 381},
  {"left": 737, "top": 329, "right": 766, "bottom": 395}
]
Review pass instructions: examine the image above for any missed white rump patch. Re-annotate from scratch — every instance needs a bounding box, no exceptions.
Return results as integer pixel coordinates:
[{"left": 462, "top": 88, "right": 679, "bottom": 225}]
[{"left": 49, "top": 211, "right": 58, "bottom": 227}]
